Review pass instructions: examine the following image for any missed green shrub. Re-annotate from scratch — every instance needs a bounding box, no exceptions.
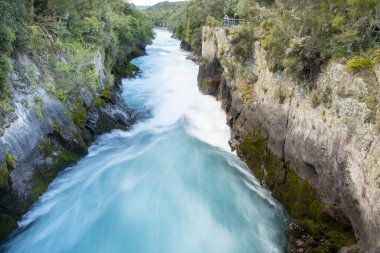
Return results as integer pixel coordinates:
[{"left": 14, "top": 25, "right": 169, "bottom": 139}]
[
  {"left": 101, "top": 90, "right": 112, "bottom": 100},
  {"left": 21, "top": 99, "right": 29, "bottom": 108},
  {"left": 174, "top": 0, "right": 379, "bottom": 79},
  {"left": 231, "top": 25, "right": 255, "bottom": 62},
  {"left": 262, "top": 26, "right": 288, "bottom": 72},
  {"left": 0, "top": 164, "right": 9, "bottom": 188},
  {"left": 0, "top": 0, "right": 30, "bottom": 87},
  {"left": 53, "top": 59, "right": 99, "bottom": 99},
  {"left": 72, "top": 104, "right": 87, "bottom": 128},
  {"left": 54, "top": 88, "right": 67, "bottom": 103},
  {"left": 6, "top": 154, "right": 14, "bottom": 167},
  {"left": 283, "top": 35, "right": 326, "bottom": 80},
  {"left": 93, "top": 98, "right": 103, "bottom": 107},
  {"left": 0, "top": 55, "right": 12, "bottom": 90},
  {"left": 206, "top": 16, "right": 220, "bottom": 27},
  {"left": 346, "top": 56, "right": 374, "bottom": 73},
  {"left": 0, "top": 101, "right": 14, "bottom": 113}
]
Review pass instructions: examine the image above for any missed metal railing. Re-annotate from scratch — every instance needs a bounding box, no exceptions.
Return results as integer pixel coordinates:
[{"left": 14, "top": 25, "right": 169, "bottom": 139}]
[{"left": 221, "top": 19, "right": 250, "bottom": 29}]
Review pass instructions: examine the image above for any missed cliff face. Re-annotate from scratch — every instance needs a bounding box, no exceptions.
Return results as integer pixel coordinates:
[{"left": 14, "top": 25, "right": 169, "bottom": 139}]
[
  {"left": 0, "top": 48, "right": 135, "bottom": 241},
  {"left": 199, "top": 27, "right": 380, "bottom": 253}
]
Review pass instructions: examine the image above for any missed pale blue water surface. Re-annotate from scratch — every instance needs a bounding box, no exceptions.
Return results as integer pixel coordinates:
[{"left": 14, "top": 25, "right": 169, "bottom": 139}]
[{"left": 1, "top": 29, "right": 288, "bottom": 253}]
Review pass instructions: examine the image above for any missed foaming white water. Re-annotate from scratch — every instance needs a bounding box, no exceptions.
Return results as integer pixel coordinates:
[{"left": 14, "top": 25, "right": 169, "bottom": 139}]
[
  {"left": 1, "top": 29, "right": 288, "bottom": 253},
  {"left": 124, "top": 30, "right": 231, "bottom": 151}
]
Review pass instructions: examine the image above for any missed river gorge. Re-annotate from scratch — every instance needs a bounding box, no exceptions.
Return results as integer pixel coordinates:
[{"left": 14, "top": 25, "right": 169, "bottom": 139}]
[{"left": 0, "top": 29, "right": 288, "bottom": 253}]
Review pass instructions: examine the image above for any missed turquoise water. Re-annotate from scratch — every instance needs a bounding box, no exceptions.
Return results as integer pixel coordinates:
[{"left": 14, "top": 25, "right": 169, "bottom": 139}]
[{"left": 1, "top": 29, "right": 288, "bottom": 253}]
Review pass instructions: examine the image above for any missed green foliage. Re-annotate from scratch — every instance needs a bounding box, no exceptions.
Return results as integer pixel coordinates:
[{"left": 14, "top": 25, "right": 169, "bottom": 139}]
[
  {"left": 0, "top": 0, "right": 30, "bottom": 90},
  {"left": 174, "top": 0, "right": 227, "bottom": 52},
  {"left": 175, "top": 0, "right": 380, "bottom": 77},
  {"left": 0, "top": 212, "right": 17, "bottom": 241},
  {"left": 231, "top": 25, "right": 255, "bottom": 61},
  {"left": 346, "top": 56, "right": 374, "bottom": 73},
  {"left": 0, "top": 55, "right": 12, "bottom": 89},
  {"left": 93, "top": 98, "right": 103, "bottom": 107},
  {"left": 101, "top": 90, "right": 112, "bottom": 101},
  {"left": 0, "top": 101, "right": 14, "bottom": 113},
  {"left": 1, "top": 0, "right": 153, "bottom": 104},
  {"left": 54, "top": 88, "right": 67, "bottom": 103},
  {"left": 52, "top": 59, "right": 99, "bottom": 99},
  {"left": 0, "top": 164, "right": 9, "bottom": 188},
  {"left": 31, "top": 146, "right": 78, "bottom": 201},
  {"left": 263, "top": 0, "right": 379, "bottom": 78},
  {"left": 144, "top": 1, "right": 188, "bottom": 29},
  {"left": 206, "top": 16, "right": 221, "bottom": 27},
  {"left": 72, "top": 102, "right": 87, "bottom": 128},
  {"left": 261, "top": 25, "right": 287, "bottom": 72},
  {"left": 6, "top": 154, "right": 14, "bottom": 168},
  {"left": 0, "top": 0, "right": 154, "bottom": 243}
]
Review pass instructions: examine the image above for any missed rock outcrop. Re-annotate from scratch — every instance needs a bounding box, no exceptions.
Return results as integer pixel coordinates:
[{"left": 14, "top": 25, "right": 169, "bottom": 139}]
[
  {"left": 0, "top": 50, "right": 135, "bottom": 241},
  {"left": 199, "top": 26, "right": 380, "bottom": 253}
]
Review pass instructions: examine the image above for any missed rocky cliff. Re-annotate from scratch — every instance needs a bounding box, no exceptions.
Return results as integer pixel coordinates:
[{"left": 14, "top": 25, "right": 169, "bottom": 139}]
[
  {"left": 0, "top": 45, "right": 137, "bottom": 241},
  {"left": 198, "top": 26, "right": 380, "bottom": 253}
]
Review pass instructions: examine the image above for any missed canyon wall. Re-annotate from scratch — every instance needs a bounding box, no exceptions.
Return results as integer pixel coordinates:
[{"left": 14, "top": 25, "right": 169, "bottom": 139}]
[
  {"left": 199, "top": 26, "right": 380, "bottom": 253},
  {"left": 0, "top": 48, "right": 135, "bottom": 241}
]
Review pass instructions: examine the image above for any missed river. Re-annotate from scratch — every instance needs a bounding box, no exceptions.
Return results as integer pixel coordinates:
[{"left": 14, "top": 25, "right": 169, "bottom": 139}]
[{"left": 1, "top": 29, "right": 288, "bottom": 253}]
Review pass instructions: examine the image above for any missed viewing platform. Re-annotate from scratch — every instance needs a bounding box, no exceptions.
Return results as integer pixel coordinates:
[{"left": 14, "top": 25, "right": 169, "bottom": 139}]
[{"left": 221, "top": 19, "right": 249, "bottom": 29}]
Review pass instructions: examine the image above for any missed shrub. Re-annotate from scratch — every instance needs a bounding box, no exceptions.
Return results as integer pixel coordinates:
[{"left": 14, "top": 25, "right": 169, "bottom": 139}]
[
  {"left": 0, "top": 101, "right": 14, "bottom": 113},
  {"left": 346, "top": 56, "right": 374, "bottom": 73},
  {"left": 72, "top": 103, "right": 87, "bottom": 128},
  {"left": 262, "top": 26, "right": 288, "bottom": 72},
  {"left": 101, "top": 90, "right": 112, "bottom": 100},
  {"left": 0, "top": 55, "right": 12, "bottom": 90},
  {"left": 93, "top": 98, "right": 103, "bottom": 107},
  {"left": 283, "top": 35, "right": 326, "bottom": 80},
  {"left": 206, "top": 16, "right": 220, "bottom": 27},
  {"left": 231, "top": 25, "right": 255, "bottom": 62},
  {"left": 54, "top": 88, "right": 67, "bottom": 103},
  {"left": 0, "top": 165, "right": 9, "bottom": 188},
  {"left": 6, "top": 154, "right": 14, "bottom": 167},
  {"left": 0, "top": 0, "right": 30, "bottom": 88}
]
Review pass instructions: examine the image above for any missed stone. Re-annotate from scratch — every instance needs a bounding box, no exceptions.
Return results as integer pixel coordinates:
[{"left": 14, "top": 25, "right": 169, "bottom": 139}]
[{"left": 199, "top": 26, "right": 380, "bottom": 253}]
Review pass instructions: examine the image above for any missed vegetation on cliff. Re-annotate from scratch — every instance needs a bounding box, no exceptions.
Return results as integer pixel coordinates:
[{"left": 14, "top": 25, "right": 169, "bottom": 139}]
[
  {"left": 175, "top": 0, "right": 379, "bottom": 79},
  {"left": 0, "top": 0, "right": 153, "bottom": 242},
  {"left": 174, "top": 0, "right": 228, "bottom": 51},
  {"left": 144, "top": 1, "right": 188, "bottom": 30},
  {"left": 238, "top": 133, "right": 356, "bottom": 252},
  {"left": 0, "top": 0, "right": 152, "bottom": 113}
]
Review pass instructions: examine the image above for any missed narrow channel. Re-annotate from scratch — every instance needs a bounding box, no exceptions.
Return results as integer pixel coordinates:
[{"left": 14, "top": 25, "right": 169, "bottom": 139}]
[{"left": 1, "top": 29, "right": 288, "bottom": 253}]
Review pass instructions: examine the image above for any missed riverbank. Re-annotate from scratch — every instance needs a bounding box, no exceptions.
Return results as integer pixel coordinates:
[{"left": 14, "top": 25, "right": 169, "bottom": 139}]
[
  {"left": 1, "top": 29, "right": 289, "bottom": 253},
  {"left": 0, "top": 9, "right": 152, "bottom": 241},
  {"left": 197, "top": 26, "right": 380, "bottom": 253}
]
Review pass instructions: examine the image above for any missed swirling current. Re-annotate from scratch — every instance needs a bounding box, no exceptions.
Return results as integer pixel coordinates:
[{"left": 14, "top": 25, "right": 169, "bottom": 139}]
[{"left": 1, "top": 29, "right": 288, "bottom": 253}]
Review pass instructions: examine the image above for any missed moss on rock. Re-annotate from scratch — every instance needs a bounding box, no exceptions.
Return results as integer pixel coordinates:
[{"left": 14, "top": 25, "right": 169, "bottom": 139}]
[
  {"left": 6, "top": 154, "right": 14, "bottom": 168},
  {"left": 0, "top": 164, "right": 9, "bottom": 188},
  {"left": 72, "top": 104, "right": 87, "bottom": 128},
  {"left": 238, "top": 133, "right": 356, "bottom": 252},
  {"left": 31, "top": 148, "right": 77, "bottom": 201},
  {"left": 112, "top": 62, "right": 140, "bottom": 81},
  {"left": 93, "top": 97, "right": 103, "bottom": 107},
  {"left": 0, "top": 212, "right": 17, "bottom": 242}
]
